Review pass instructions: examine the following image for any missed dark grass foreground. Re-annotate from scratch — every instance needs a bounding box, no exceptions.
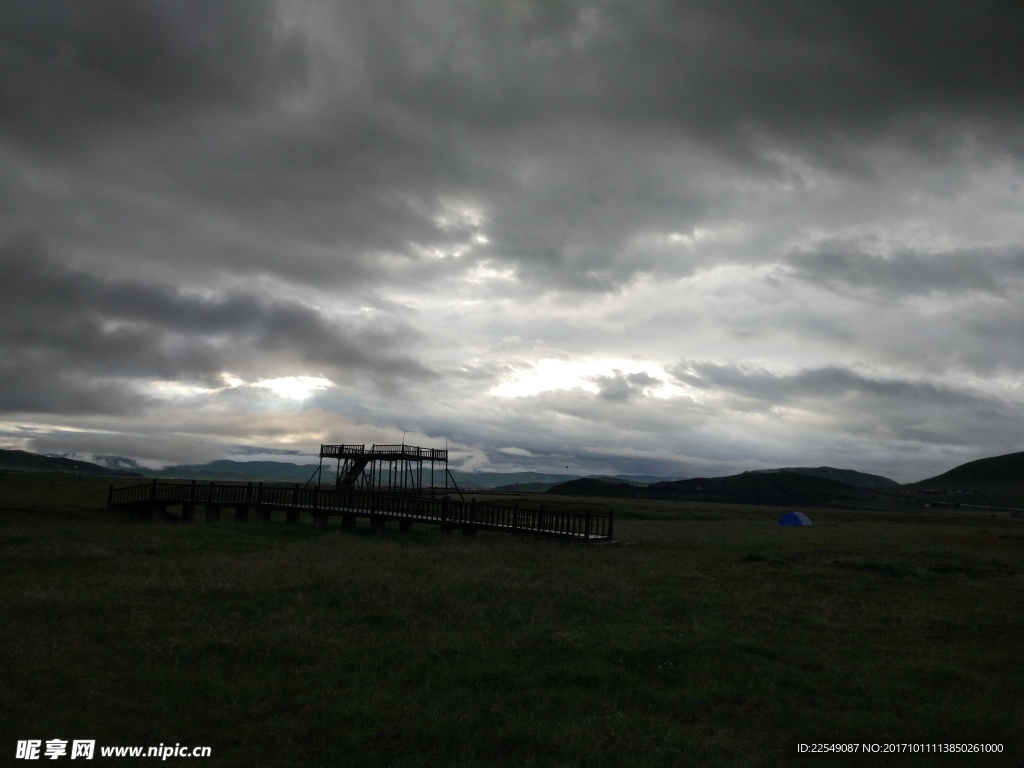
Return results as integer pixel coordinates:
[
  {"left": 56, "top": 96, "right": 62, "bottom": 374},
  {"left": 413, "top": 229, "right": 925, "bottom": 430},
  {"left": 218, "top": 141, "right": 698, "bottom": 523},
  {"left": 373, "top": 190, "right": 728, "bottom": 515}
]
[{"left": 1, "top": 474, "right": 1022, "bottom": 767}]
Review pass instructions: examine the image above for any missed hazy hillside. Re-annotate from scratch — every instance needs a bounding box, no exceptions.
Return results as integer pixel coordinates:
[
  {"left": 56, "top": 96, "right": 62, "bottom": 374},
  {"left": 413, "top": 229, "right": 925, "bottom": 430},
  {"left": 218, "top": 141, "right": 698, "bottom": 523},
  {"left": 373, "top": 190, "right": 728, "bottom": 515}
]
[
  {"left": 448, "top": 471, "right": 580, "bottom": 489},
  {"left": 0, "top": 449, "right": 142, "bottom": 477},
  {"left": 644, "top": 471, "right": 872, "bottom": 506},
  {"left": 498, "top": 474, "right": 680, "bottom": 494},
  {"left": 911, "top": 451, "right": 1024, "bottom": 486},
  {"left": 751, "top": 466, "right": 898, "bottom": 488},
  {"left": 490, "top": 482, "right": 561, "bottom": 493},
  {"left": 546, "top": 478, "right": 642, "bottom": 498},
  {"left": 151, "top": 460, "right": 320, "bottom": 483},
  {"left": 898, "top": 451, "right": 1024, "bottom": 508},
  {"left": 146, "top": 466, "right": 586, "bottom": 489},
  {"left": 73, "top": 455, "right": 683, "bottom": 489},
  {"left": 543, "top": 470, "right": 871, "bottom": 506}
]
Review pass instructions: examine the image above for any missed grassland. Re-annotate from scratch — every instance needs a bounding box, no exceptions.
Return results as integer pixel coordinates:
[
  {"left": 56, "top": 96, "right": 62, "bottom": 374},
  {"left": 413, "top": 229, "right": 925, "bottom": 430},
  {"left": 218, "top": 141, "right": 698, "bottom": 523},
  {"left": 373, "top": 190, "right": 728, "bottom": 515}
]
[{"left": 1, "top": 472, "right": 1022, "bottom": 767}]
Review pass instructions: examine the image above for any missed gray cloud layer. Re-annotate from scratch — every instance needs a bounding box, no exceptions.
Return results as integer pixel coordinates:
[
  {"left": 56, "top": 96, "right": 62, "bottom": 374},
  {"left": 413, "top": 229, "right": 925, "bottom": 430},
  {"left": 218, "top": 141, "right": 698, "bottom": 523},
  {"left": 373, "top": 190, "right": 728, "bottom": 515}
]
[
  {"left": 2, "top": 1, "right": 1023, "bottom": 480},
  {"left": 0, "top": 238, "right": 432, "bottom": 414}
]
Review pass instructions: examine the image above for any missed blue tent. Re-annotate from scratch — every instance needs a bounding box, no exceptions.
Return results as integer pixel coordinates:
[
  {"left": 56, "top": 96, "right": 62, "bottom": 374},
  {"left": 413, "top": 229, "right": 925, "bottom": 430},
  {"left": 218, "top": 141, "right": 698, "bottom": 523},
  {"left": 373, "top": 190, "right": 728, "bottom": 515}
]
[{"left": 778, "top": 511, "right": 812, "bottom": 526}]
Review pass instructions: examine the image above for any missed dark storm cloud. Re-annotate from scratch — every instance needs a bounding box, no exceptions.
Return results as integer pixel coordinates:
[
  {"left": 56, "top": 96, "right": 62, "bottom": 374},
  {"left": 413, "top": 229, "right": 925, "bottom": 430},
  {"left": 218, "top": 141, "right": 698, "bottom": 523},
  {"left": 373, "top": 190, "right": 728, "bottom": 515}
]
[
  {"left": 2, "top": 1, "right": 1024, "bottom": 474},
  {"left": 341, "top": 0, "right": 1024, "bottom": 148},
  {"left": 331, "top": 0, "right": 1024, "bottom": 287},
  {"left": 5, "top": 1, "right": 1023, "bottom": 294},
  {"left": 0, "top": 364, "right": 154, "bottom": 416},
  {"left": 591, "top": 370, "right": 661, "bottom": 402},
  {"left": 0, "top": 0, "right": 308, "bottom": 151},
  {"left": 669, "top": 360, "right": 1022, "bottom": 446},
  {"left": 0, "top": 239, "right": 432, "bottom": 415},
  {"left": 595, "top": 1, "right": 1024, "bottom": 152},
  {"left": 784, "top": 242, "right": 1024, "bottom": 297}
]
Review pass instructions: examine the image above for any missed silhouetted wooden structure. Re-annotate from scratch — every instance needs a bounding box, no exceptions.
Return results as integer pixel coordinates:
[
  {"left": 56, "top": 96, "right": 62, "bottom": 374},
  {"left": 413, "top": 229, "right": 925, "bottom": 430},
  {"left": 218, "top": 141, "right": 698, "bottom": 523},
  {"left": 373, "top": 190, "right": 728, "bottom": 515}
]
[
  {"left": 107, "top": 480, "right": 613, "bottom": 543},
  {"left": 316, "top": 442, "right": 453, "bottom": 493}
]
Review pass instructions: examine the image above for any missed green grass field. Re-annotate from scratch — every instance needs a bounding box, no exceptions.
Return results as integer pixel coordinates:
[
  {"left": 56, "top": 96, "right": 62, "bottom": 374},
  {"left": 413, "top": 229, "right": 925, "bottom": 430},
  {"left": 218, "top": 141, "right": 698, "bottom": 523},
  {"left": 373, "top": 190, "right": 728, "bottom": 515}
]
[{"left": 2, "top": 473, "right": 1022, "bottom": 766}]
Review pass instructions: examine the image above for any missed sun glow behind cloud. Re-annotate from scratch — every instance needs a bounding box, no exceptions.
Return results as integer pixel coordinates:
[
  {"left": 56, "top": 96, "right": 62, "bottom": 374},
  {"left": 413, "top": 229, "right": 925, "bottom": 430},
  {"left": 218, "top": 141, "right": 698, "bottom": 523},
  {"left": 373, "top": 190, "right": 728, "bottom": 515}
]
[
  {"left": 7, "top": 1, "right": 1024, "bottom": 483},
  {"left": 255, "top": 376, "right": 333, "bottom": 400},
  {"left": 489, "top": 358, "right": 691, "bottom": 399},
  {"left": 148, "top": 375, "right": 334, "bottom": 401}
]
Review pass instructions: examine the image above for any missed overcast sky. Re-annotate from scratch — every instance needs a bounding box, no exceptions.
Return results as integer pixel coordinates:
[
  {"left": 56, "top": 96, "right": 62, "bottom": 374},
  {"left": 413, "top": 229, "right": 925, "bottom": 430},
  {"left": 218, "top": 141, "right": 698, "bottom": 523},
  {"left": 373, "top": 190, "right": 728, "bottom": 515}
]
[{"left": 2, "top": 1, "right": 1024, "bottom": 481}]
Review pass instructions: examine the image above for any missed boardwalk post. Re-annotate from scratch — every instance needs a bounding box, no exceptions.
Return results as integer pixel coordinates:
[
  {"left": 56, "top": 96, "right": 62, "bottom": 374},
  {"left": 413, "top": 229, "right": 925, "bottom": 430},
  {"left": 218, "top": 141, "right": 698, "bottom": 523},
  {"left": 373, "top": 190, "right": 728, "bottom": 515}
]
[
  {"left": 178, "top": 480, "right": 194, "bottom": 523},
  {"left": 607, "top": 509, "right": 614, "bottom": 541},
  {"left": 441, "top": 496, "right": 451, "bottom": 535},
  {"left": 257, "top": 482, "right": 272, "bottom": 523},
  {"left": 511, "top": 502, "right": 519, "bottom": 535},
  {"left": 149, "top": 479, "right": 162, "bottom": 523},
  {"left": 464, "top": 497, "right": 477, "bottom": 537},
  {"left": 285, "top": 485, "right": 300, "bottom": 522},
  {"left": 312, "top": 486, "right": 327, "bottom": 530},
  {"left": 370, "top": 493, "right": 384, "bottom": 534},
  {"left": 107, "top": 484, "right": 113, "bottom": 509},
  {"left": 234, "top": 494, "right": 249, "bottom": 523},
  {"left": 585, "top": 510, "right": 592, "bottom": 543},
  {"left": 203, "top": 483, "right": 212, "bottom": 522},
  {"left": 369, "top": 499, "right": 378, "bottom": 532}
]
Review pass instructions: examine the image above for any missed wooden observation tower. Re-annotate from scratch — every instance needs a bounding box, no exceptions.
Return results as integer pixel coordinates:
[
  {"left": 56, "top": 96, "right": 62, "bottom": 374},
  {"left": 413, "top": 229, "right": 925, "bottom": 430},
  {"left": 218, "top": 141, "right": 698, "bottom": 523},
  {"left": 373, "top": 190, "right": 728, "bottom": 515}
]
[{"left": 317, "top": 443, "right": 455, "bottom": 495}]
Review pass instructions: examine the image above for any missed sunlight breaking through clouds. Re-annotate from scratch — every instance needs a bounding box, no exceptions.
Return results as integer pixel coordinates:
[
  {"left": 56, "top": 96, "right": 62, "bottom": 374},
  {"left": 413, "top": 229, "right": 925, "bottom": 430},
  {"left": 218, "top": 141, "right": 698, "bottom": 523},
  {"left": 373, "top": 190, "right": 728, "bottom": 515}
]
[
  {"left": 254, "top": 377, "right": 333, "bottom": 400},
  {"left": 3, "top": 2, "right": 1024, "bottom": 481},
  {"left": 489, "top": 358, "right": 692, "bottom": 400}
]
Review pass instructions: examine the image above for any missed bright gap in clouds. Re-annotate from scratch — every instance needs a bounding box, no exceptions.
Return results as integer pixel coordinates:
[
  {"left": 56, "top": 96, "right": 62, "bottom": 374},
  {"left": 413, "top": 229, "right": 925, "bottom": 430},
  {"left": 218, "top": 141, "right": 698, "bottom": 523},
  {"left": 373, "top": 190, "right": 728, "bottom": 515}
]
[
  {"left": 216, "top": 373, "right": 334, "bottom": 400},
  {"left": 489, "top": 358, "right": 690, "bottom": 399},
  {"left": 255, "top": 376, "right": 333, "bottom": 400}
]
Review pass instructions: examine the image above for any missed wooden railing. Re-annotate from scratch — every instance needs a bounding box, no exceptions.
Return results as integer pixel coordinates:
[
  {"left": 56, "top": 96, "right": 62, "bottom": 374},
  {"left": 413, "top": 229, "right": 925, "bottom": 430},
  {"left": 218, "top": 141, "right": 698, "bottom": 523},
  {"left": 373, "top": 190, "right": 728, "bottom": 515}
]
[
  {"left": 319, "top": 444, "right": 448, "bottom": 461},
  {"left": 107, "top": 480, "right": 612, "bottom": 542}
]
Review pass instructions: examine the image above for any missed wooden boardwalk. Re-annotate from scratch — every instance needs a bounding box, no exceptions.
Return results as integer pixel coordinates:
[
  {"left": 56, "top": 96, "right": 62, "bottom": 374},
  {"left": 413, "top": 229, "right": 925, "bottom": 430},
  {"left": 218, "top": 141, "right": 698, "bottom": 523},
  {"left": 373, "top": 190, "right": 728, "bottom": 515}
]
[{"left": 107, "top": 480, "right": 613, "bottom": 543}]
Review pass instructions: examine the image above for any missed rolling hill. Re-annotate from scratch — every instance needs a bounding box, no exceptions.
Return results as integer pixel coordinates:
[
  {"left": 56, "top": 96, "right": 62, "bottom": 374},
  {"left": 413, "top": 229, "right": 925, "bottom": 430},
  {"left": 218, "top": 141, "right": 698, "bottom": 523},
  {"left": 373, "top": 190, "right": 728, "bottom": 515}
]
[
  {"left": 546, "top": 470, "right": 874, "bottom": 507},
  {"left": 152, "top": 460, "right": 321, "bottom": 483},
  {"left": 899, "top": 451, "right": 1024, "bottom": 508},
  {"left": 545, "top": 478, "right": 643, "bottom": 498},
  {"left": 751, "top": 466, "right": 897, "bottom": 488},
  {"left": 0, "top": 449, "right": 142, "bottom": 477},
  {"left": 911, "top": 451, "right": 1024, "bottom": 486},
  {"left": 645, "top": 472, "right": 871, "bottom": 506}
]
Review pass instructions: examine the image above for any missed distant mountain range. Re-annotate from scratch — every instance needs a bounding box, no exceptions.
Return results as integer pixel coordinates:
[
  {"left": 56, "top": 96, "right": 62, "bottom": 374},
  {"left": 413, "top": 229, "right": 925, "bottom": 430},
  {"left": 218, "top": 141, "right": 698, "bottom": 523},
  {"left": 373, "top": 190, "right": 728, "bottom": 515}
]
[
  {"left": 544, "top": 455, "right": 1024, "bottom": 507},
  {"left": 896, "top": 451, "right": 1024, "bottom": 507},
  {"left": 750, "top": 466, "right": 899, "bottom": 488},
  {"left": 546, "top": 471, "right": 876, "bottom": 505},
  {"left": 0, "top": 450, "right": 686, "bottom": 487},
  {"left": 151, "top": 460, "right": 321, "bottom": 483},
  {"left": 4, "top": 449, "right": 1021, "bottom": 498},
  {"left": 908, "top": 451, "right": 1024, "bottom": 486},
  {"left": 0, "top": 449, "right": 142, "bottom": 477},
  {"left": 150, "top": 465, "right": 649, "bottom": 488},
  {"left": 119, "top": 460, "right": 682, "bottom": 490}
]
